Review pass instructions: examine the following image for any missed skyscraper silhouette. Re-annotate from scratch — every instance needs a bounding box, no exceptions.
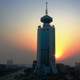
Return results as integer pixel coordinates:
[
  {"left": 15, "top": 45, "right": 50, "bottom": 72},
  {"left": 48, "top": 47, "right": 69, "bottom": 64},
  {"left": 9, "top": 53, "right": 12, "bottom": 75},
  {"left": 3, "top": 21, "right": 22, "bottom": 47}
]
[{"left": 35, "top": 1, "right": 57, "bottom": 75}]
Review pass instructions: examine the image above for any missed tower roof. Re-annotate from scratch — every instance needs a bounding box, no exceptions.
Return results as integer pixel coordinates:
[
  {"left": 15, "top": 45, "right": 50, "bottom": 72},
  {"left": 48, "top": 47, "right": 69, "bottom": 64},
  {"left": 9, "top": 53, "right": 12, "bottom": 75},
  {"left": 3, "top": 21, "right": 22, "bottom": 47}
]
[
  {"left": 41, "top": 15, "right": 53, "bottom": 23},
  {"left": 41, "top": 1, "right": 53, "bottom": 23}
]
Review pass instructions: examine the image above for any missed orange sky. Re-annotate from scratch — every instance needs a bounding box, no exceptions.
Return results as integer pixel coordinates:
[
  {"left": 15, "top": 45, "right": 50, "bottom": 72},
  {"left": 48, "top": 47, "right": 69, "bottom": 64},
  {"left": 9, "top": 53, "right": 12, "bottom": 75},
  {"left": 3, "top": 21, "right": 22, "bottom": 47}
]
[{"left": 6, "top": 26, "right": 80, "bottom": 62}]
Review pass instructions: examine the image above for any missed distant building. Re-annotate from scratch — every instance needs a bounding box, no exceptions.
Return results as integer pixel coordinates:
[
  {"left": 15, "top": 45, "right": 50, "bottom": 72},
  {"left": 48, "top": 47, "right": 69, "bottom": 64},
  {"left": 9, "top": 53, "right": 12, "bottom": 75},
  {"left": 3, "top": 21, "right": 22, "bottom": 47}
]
[
  {"left": 75, "top": 62, "right": 80, "bottom": 70},
  {"left": 7, "top": 59, "right": 13, "bottom": 65},
  {"left": 34, "top": 2, "right": 57, "bottom": 75},
  {"left": 75, "top": 62, "right": 80, "bottom": 66},
  {"left": 33, "top": 60, "right": 37, "bottom": 69}
]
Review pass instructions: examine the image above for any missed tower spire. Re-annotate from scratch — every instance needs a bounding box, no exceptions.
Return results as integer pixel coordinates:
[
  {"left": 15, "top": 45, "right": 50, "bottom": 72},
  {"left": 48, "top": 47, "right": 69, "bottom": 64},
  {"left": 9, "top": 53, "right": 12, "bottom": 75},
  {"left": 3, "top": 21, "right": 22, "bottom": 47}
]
[{"left": 45, "top": 0, "right": 48, "bottom": 15}]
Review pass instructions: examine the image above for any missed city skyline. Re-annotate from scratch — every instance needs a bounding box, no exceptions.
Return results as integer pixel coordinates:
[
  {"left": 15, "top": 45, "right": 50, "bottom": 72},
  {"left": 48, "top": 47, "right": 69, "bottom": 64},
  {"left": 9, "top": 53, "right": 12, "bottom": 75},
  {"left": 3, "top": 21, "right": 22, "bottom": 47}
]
[{"left": 0, "top": 0, "right": 80, "bottom": 66}]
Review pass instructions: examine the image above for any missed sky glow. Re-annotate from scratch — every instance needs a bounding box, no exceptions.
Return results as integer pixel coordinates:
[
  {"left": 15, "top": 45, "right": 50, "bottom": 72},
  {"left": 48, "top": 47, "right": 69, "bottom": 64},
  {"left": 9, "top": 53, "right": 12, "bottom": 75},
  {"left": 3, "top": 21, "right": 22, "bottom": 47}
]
[{"left": 0, "top": 0, "right": 80, "bottom": 65}]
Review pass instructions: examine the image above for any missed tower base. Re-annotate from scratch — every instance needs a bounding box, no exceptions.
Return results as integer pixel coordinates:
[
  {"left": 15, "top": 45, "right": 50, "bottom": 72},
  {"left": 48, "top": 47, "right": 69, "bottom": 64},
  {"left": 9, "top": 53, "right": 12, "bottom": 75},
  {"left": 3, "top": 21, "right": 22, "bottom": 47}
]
[{"left": 34, "top": 64, "right": 58, "bottom": 76}]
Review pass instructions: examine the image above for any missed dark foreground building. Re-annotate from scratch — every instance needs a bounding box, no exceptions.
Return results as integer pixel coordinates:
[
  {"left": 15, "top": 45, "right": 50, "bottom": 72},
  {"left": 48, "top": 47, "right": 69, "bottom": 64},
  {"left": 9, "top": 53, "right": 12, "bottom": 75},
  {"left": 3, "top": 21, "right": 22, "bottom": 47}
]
[{"left": 34, "top": 2, "right": 57, "bottom": 75}]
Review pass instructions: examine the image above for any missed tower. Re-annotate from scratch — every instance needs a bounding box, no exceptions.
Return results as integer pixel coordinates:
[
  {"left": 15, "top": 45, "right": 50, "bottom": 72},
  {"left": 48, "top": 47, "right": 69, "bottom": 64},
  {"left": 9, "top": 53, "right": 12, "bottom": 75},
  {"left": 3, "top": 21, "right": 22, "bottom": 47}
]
[{"left": 35, "top": 1, "right": 57, "bottom": 75}]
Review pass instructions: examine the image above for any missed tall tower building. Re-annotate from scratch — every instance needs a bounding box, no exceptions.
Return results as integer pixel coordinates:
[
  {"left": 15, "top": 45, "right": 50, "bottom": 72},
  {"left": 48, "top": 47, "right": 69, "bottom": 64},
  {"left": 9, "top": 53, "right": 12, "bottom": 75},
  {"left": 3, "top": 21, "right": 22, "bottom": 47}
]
[{"left": 36, "top": 2, "right": 57, "bottom": 75}]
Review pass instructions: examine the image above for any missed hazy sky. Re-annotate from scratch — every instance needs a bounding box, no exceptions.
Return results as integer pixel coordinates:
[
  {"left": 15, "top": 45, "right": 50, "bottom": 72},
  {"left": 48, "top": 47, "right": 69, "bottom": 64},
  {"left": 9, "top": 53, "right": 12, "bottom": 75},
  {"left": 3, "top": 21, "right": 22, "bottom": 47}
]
[{"left": 0, "top": 0, "right": 80, "bottom": 66}]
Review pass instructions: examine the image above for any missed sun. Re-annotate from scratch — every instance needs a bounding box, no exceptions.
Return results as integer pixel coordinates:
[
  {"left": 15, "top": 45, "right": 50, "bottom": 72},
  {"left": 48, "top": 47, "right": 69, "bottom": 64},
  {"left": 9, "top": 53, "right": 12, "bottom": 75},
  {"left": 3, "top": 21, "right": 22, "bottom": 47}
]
[{"left": 55, "top": 48, "right": 63, "bottom": 60}]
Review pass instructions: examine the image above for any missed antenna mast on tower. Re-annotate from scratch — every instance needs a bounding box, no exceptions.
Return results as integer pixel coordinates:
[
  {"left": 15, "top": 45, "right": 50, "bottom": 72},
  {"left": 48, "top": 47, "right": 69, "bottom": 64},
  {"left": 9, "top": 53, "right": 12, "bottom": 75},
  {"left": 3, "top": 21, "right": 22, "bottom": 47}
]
[{"left": 45, "top": 0, "right": 48, "bottom": 15}]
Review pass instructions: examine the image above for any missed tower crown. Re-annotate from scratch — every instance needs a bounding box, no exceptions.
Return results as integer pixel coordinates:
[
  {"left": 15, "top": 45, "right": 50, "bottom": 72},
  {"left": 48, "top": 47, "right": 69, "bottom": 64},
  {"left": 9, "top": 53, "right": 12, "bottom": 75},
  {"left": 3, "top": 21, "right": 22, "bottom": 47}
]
[
  {"left": 41, "top": 1, "right": 53, "bottom": 23},
  {"left": 41, "top": 15, "right": 53, "bottom": 23}
]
